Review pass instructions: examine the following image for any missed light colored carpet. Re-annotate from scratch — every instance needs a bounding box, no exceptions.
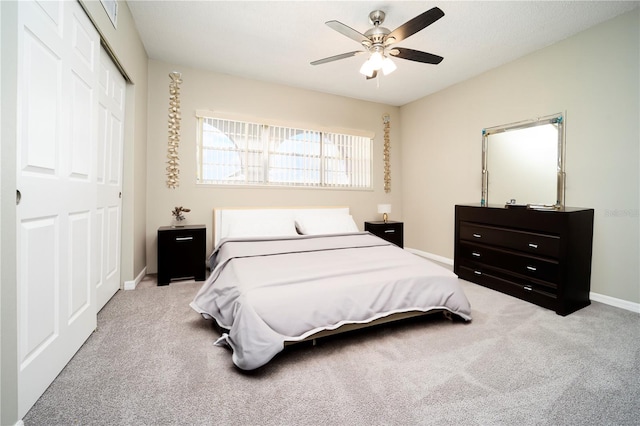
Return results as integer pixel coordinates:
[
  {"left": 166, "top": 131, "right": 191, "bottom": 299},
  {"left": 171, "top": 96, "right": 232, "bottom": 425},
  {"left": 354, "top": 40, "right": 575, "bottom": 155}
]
[{"left": 23, "top": 276, "right": 640, "bottom": 425}]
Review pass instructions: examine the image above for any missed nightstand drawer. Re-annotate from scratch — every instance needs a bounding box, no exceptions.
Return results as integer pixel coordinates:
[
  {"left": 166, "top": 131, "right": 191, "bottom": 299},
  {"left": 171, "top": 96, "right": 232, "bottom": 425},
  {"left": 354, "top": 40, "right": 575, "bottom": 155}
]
[
  {"left": 157, "top": 225, "right": 206, "bottom": 285},
  {"left": 364, "top": 221, "right": 403, "bottom": 248}
]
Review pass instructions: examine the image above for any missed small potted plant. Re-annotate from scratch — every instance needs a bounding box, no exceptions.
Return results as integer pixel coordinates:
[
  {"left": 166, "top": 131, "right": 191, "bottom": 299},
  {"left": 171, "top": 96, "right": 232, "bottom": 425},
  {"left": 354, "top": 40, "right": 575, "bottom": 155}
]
[{"left": 171, "top": 206, "right": 191, "bottom": 227}]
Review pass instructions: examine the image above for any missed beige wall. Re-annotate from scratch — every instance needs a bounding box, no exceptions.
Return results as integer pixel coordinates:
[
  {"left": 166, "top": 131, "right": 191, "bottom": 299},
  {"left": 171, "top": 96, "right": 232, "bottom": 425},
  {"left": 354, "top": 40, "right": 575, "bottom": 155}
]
[
  {"left": 401, "top": 9, "right": 639, "bottom": 303},
  {"left": 80, "top": 0, "right": 149, "bottom": 283},
  {"left": 145, "top": 60, "right": 401, "bottom": 273}
]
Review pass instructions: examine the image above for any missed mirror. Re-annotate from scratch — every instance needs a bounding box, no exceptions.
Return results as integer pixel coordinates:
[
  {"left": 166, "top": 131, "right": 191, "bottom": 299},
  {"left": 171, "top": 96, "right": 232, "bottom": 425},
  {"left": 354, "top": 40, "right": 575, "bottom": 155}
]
[{"left": 481, "top": 113, "right": 565, "bottom": 209}]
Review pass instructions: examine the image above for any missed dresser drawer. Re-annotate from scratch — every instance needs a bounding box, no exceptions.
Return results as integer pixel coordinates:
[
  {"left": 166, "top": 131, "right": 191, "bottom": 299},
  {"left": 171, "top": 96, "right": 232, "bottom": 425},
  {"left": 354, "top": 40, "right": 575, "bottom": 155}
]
[
  {"left": 458, "top": 265, "right": 557, "bottom": 310},
  {"left": 460, "top": 221, "right": 560, "bottom": 258},
  {"left": 459, "top": 242, "right": 559, "bottom": 283}
]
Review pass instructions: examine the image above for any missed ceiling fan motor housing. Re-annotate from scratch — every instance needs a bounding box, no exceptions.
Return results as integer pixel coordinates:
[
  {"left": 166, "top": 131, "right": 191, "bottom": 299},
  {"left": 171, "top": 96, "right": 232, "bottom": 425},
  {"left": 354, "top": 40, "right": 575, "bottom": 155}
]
[
  {"left": 366, "top": 10, "right": 390, "bottom": 45},
  {"left": 369, "top": 10, "right": 386, "bottom": 26}
]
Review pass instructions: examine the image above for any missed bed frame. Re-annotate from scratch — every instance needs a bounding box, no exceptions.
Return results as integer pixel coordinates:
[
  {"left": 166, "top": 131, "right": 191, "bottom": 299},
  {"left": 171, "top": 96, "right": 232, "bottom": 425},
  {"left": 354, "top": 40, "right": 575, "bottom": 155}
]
[
  {"left": 285, "top": 309, "right": 453, "bottom": 346},
  {"left": 211, "top": 206, "right": 455, "bottom": 346}
]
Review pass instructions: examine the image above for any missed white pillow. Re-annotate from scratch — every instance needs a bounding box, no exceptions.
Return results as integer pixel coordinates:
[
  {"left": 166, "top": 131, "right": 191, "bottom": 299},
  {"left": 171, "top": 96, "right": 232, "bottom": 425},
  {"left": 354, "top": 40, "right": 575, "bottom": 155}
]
[
  {"left": 226, "top": 218, "right": 298, "bottom": 238},
  {"left": 295, "top": 214, "right": 359, "bottom": 235}
]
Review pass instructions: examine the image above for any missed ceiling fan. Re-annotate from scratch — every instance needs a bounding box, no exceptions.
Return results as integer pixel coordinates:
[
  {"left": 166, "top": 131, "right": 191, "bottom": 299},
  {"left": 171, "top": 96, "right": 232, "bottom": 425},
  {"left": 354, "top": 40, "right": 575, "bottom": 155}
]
[{"left": 311, "top": 7, "right": 445, "bottom": 79}]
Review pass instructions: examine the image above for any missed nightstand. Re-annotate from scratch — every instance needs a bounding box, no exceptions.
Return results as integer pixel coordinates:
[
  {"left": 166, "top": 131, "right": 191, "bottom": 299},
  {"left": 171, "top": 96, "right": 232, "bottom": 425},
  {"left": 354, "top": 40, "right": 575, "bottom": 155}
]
[
  {"left": 157, "top": 225, "right": 206, "bottom": 285},
  {"left": 365, "top": 221, "right": 404, "bottom": 248}
]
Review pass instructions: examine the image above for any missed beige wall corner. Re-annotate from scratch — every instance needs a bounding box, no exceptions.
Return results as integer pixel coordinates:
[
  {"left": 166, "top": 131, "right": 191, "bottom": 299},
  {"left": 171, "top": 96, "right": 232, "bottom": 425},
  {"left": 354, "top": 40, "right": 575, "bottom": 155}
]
[{"left": 401, "top": 9, "right": 639, "bottom": 304}]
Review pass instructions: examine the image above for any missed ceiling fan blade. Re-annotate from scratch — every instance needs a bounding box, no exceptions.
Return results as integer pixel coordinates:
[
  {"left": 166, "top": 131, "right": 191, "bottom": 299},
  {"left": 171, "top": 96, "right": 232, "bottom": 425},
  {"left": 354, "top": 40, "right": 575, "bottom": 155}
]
[
  {"left": 326, "top": 20, "right": 371, "bottom": 46},
  {"left": 366, "top": 70, "right": 378, "bottom": 80},
  {"left": 386, "top": 7, "right": 444, "bottom": 45},
  {"left": 311, "top": 51, "right": 364, "bottom": 66},
  {"left": 390, "top": 47, "right": 443, "bottom": 65}
]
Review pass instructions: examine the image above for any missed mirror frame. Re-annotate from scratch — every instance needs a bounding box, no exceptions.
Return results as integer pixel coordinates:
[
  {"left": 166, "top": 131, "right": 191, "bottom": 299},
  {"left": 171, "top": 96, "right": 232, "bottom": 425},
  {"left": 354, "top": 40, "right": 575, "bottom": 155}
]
[{"left": 481, "top": 112, "right": 565, "bottom": 209}]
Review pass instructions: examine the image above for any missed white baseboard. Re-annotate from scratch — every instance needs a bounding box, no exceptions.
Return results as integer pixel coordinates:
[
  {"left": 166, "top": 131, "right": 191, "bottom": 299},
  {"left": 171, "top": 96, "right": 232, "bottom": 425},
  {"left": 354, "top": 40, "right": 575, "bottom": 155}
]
[
  {"left": 405, "top": 247, "right": 453, "bottom": 266},
  {"left": 590, "top": 292, "right": 640, "bottom": 314},
  {"left": 406, "top": 247, "right": 640, "bottom": 314},
  {"left": 123, "top": 267, "right": 146, "bottom": 291}
]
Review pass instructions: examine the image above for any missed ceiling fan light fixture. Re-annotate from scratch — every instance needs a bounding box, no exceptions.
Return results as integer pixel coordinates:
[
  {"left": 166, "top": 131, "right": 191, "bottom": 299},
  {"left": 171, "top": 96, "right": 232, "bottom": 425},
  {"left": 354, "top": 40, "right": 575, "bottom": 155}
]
[
  {"left": 382, "top": 57, "right": 397, "bottom": 75},
  {"left": 359, "top": 59, "right": 375, "bottom": 77},
  {"left": 369, "top": 51, "right": 384, "bottom": 70}
]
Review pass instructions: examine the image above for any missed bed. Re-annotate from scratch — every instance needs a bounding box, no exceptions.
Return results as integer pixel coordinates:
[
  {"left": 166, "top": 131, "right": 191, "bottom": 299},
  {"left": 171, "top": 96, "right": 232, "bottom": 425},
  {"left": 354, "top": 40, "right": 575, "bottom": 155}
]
[{"left": 190, "top": 207, "right": 472, "bottom": 370}]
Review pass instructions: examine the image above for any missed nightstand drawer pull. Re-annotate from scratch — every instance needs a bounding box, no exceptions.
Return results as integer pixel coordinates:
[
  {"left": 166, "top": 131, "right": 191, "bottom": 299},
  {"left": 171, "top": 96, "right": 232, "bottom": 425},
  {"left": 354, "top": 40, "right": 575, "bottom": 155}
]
[
  {"left": 175, "top": 236, "right": 194, "bottom": 242},
  {"left": 474, "top": 270, "right": 482, "bottom": 275},
  {"left": 472, "top": 252, "right": 481, "bottom": 257},
  {"left": 528, "top": 243, "right": 538, "bottom": 249},
  {"left": 523, "top": 285, "right": 533, "bottom": 291},
  {"left": 472, "top": 233, "right": 482, "bottom": 238},
  {"left": 526, "top": 265, "right": 537, "bottom": 272},
  {"left": 384, "top": 229, "right": 395, "bottom": 233}
]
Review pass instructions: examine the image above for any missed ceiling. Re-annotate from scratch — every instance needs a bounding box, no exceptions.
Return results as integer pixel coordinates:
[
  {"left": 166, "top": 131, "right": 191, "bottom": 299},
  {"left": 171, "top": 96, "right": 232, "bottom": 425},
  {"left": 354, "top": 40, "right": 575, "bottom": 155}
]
[{"left": 127, "top": 1, "right": 638, "bottom": 106}]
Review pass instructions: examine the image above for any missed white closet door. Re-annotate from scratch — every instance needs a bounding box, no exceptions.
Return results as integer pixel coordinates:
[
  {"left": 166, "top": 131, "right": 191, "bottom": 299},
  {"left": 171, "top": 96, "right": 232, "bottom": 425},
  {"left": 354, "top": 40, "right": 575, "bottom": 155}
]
[
  {"left": 96, "top": 48, "right": 125, "bottom": 311},
  {"left": 16, "top": 0, "right": 99, "bottom": 417}
]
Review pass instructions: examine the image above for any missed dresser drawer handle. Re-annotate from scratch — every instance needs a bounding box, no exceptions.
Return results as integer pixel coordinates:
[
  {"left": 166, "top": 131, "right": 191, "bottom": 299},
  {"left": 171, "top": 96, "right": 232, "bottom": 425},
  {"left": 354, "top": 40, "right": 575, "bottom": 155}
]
[
  {"left": 528, "top": 243, "right": 538, "bottom": 249},
  {"left": 474, "top": 270, "right": 482, "bottom": 275},
  {"left": 472, "top": 233, "right": 482, "bottom": 238},
  {"left": 526, "top": 265, "right": 537, "bottom": 272},
  {"left": 384, "top": 229, "right": 395, "bottom": 233},
  {"left": 523, "top": 285, "right": 533, "bottom": 291},
  {"left": 472, "top": 252, "right": 481, "bottom": 257},
  {"left": 175, "top": 236, "right": 194, "bottom": 242}
]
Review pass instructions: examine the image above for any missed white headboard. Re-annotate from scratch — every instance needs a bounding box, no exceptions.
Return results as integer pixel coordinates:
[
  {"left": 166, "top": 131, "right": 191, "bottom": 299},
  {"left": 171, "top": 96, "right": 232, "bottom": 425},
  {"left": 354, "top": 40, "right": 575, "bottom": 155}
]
[{"left": 213, "top": 206, "right": 350, "bottom": 246}]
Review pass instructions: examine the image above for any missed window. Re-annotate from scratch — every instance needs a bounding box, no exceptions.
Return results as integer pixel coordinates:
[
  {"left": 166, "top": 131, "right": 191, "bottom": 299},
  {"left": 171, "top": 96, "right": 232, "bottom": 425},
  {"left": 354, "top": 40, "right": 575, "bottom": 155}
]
[{"left": 196, "top": 115, "right": 372, "bottom": 189}]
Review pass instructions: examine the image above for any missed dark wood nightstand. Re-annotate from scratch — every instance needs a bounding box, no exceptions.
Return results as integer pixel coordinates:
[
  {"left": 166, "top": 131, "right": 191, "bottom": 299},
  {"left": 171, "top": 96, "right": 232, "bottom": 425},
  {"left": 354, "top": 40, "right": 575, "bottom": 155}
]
[
  {"left": 365, "top": 221, "right": 404, "bottom": 248},
  {"left": 157, "top": 225, "right": 206, "bottom": 285}
]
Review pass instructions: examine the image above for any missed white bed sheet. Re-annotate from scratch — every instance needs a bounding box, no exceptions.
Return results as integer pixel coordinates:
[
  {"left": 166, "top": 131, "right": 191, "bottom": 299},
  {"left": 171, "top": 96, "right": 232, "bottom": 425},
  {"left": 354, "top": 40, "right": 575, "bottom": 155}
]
[{"left": 190, "top": 233, "right": 472, "bottom": 370}]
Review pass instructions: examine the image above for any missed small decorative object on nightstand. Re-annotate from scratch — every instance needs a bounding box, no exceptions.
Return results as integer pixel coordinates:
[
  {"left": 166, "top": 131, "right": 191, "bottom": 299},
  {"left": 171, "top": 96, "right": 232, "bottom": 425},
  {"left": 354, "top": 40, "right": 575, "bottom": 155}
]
[
  {"left": 365, "top": 220, "right": 404, "bottom": 248},
  {"left": 157, "top": 225, "right": 206, "bottom": 285},
  {"left": 170, "top": 206, "right": 191, "bottom": 227},
  {"left": 377, "top": 204, "right": 392, "bottom": 223}
]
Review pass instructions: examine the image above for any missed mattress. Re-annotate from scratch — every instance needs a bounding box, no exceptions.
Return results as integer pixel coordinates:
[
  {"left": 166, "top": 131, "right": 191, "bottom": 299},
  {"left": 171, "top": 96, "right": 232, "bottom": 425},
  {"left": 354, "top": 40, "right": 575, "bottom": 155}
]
[{"left": 190, "top": 232, "right": 472, "bottom": 370}]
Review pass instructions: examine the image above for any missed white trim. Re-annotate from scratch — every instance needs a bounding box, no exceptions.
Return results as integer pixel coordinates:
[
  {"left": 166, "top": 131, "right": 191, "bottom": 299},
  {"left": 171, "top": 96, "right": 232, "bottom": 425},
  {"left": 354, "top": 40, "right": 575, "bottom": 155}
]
[
  {"left": 405, "top": 247, "right": 453, "bottom": 266},
  {"left": 407, "top": 247, "right": 640, "bottom": 314},
  {"left": 99, "top": 0, "right": 117, "bottom": 28},
  {"left": 124, "top": 267, "right": 146, "bottom": 291},
  {"left": 590, "top": 292, "right": 640, "bottom": 314},
  {"left": 195, "top": 109, "right": 375, "bottom": 139}
]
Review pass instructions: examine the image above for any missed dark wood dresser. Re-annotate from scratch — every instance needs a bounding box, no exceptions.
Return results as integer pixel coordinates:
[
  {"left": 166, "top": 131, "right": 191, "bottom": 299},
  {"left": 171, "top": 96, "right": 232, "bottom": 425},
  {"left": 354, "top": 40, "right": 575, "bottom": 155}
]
[
  {"left": 157, "top": 225, "right": 206, "bottom": 285},
  {"left": 454, "top": 204, "right": 594, "bottom": 316}
]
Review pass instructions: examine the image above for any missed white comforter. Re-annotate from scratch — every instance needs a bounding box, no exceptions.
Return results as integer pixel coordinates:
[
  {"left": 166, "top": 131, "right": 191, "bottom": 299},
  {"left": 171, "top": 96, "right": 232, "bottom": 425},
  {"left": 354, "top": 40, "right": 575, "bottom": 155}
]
[{"left": 190, "top": 233, "right": 472, "bottom": 370}]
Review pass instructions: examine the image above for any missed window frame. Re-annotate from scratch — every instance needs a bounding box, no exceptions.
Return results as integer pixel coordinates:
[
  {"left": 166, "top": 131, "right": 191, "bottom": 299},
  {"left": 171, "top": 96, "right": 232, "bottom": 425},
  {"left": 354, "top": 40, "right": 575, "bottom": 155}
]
[{"left": 196, "top": 112, "right": 374, "bottom": 190}]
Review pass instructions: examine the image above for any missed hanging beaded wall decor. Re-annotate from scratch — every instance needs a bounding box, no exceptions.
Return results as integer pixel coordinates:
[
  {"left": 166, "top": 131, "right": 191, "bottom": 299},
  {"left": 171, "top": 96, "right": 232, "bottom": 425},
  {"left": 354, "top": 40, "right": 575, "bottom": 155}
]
[
  {"left": 383, "top": 114, "right": 391, "bottom": 193},
  {"left": 166, "top": 71, "right": 182, "bottom": 188}
]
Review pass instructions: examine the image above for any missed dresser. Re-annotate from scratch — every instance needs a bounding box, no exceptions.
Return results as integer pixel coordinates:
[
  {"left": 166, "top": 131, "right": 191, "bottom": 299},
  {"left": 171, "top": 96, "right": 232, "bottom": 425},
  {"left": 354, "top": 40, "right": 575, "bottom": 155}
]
[
  {"left": 157, "top": 225, "right": 206, "bottom": 285},
  {"left": 365, "top": 221, "right": 404, "bottom": 248},
  {"left": 454, "top": 205, "right": 594, "bottom": 316}
]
